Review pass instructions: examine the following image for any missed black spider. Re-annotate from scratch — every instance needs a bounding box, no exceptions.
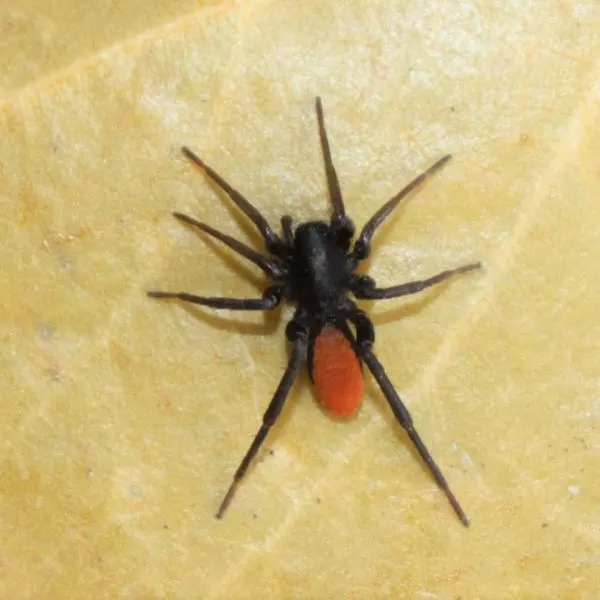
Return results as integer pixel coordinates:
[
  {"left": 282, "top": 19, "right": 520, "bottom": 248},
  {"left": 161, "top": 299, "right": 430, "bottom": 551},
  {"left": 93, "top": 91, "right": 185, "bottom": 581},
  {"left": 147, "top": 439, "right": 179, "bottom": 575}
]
[{"left": 148, "top": 98, "right": 481, "bottom": 526}]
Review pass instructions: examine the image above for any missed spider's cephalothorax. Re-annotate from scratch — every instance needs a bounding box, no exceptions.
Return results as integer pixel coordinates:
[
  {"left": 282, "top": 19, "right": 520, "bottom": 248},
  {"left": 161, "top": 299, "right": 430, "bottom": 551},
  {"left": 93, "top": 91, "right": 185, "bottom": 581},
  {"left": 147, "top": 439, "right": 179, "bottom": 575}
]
[
  {"left": 287, "top": 220, "right": 357, "bottom": 322},
  {"left": 148, "top": 98, "right": 481, "bottom": 526}
]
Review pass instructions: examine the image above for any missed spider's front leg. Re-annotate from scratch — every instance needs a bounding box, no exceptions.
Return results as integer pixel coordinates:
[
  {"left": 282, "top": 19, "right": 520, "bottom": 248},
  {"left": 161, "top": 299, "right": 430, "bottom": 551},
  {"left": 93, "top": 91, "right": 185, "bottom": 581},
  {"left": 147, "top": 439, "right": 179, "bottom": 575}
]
[
  {"left": 351, "top": 155, "right": 452, "bottom": 262},
  {"left": 315, "top": 97, "right": 355, "bottom": 246},
  {"left": 181, "top": 146, "right": 287, "bottom": 257}
]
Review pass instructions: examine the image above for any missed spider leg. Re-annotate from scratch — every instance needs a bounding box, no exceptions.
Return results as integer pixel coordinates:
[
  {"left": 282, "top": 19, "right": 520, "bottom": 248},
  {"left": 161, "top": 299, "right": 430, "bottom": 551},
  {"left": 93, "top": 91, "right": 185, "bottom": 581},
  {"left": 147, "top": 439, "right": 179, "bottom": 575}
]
[
  {"left": 216, "top": 323, "right": 309, "bottom": 518},
  {"left": 315, "top": 97, "right": 355, "bottom": 242},
  {"left": 352, "top": 262, "right": 481, "bottom": 300},
  {"left": 281, "top": 215, "right": 294, "bottom": 247},
  {"left": 147, "top": 285, "right": 284, "bottom": 310},
  {"left": 352, "top": 154, "right": 452, "bottom": 261},
  {"left": 181, "top": 146, "right": 284, "bottom": 253},
  {"left": 347, "top": 308, "right": 470, "bottom": 527},
  {"left": 173, "top": 212, "right": 286, "bottom": 279}
]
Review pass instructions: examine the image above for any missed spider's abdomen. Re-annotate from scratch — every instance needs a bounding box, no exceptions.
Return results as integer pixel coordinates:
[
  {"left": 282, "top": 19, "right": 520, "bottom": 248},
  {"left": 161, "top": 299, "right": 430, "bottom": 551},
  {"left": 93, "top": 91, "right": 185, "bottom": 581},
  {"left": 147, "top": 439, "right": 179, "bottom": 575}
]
[
  {"left": 312, "top": 327, "right": 363, "bottom": 417},
  {"left": 291, "top": 221, "right": 350, "bottom": 312}
]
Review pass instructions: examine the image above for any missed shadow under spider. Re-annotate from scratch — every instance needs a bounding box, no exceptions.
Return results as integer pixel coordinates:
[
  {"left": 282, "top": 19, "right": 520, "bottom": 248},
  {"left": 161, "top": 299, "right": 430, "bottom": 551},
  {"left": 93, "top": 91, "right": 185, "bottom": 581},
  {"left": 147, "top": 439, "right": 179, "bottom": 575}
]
[{"left": 176, "top": 300, "right": 281, "bottom": 336}]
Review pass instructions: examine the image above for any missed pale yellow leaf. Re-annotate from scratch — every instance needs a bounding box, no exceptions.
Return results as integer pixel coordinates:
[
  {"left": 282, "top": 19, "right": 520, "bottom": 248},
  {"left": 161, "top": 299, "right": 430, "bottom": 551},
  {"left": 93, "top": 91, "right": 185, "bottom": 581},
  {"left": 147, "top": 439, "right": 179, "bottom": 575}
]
[{"left": 2, "top": 1, "right": 600, "bottom": 598}]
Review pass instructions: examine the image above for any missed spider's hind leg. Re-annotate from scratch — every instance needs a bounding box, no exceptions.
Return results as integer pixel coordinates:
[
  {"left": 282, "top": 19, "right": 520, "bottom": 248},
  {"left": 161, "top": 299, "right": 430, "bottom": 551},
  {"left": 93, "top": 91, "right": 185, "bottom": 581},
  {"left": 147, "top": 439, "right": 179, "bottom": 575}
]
[
  {"left": 346, "top": 307, "right": 470, "bottom": 527},
  {"left": 216, "top": 312, "right": 310, "bottom": 518}
]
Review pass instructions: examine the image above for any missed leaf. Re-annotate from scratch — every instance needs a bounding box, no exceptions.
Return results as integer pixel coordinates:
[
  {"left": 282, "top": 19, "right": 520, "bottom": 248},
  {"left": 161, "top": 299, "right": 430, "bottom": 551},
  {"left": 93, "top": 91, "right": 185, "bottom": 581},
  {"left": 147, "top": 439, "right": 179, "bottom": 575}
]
[{"left": 2, "top": 1, "right": 600, "bottom": 598}]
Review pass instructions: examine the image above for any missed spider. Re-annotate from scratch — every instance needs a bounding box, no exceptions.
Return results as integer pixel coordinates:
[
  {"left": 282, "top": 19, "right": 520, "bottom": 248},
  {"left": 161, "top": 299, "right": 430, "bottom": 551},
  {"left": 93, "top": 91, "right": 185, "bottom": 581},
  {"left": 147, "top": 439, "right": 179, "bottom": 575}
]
[{"left": 148, "top": 98, "right": 481, "bottom": 526}]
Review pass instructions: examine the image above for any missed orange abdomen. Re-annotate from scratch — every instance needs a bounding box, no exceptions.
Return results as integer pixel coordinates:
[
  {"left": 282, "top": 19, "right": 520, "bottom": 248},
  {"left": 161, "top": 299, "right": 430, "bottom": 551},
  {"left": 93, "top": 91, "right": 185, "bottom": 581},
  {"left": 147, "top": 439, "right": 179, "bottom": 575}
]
[{"left": 312, "top": 327, "right": 364, "bottom": 417}]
